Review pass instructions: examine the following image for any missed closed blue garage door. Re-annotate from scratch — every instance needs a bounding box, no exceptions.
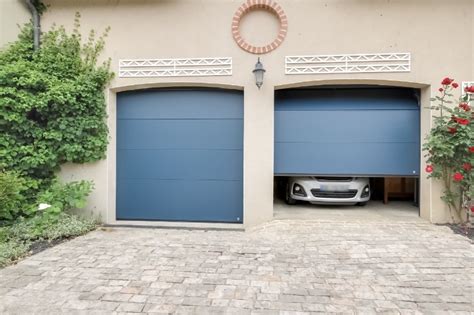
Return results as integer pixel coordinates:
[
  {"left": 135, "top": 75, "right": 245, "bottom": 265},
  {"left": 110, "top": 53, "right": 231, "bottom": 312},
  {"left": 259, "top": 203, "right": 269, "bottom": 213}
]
[
  {"left": 117, "top": 89, "right": 243, "bottom": 223},
  {"left": 275, "top": 88, "right": 420, "bottom": 176}
]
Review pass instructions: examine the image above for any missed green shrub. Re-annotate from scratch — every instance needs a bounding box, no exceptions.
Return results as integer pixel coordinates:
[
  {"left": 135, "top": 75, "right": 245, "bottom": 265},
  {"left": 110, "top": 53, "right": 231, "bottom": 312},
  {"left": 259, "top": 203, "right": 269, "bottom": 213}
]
[
  {"left": 0, "top": 12, "right": 106, "bottom": 267},
  {"left": 40, "top": 213, "right": 97, "bottom": 240},
  {"left": 0, "top": 226, "right": 8, "bottom": 242},
  {"left": 36, "top": 180, "right": 93, "bottom": 218},
  {"left": 0, "top": 14, "right": 113, "bottom": 221},
  {"left": 0, "top": 213, "right": 97, "bottom": 267},
  {"left": 0, "top": 239, "right": 30, "bottom": 268},
  {"left": 7, "top": 213, "right": 97, "bottom": 242},
  {"left": 0, "top": 171, "right": 27, "bottom": 221}
]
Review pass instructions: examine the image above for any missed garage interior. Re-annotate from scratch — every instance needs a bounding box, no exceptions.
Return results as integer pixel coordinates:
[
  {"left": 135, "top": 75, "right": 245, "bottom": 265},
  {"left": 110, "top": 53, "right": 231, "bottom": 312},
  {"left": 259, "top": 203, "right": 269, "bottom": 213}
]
[
  {"left": 273, "top": 177, "right": 419, "bottom": 221},
  {"left": 273, "top": 86, "right": 420, "bottom": 221}
]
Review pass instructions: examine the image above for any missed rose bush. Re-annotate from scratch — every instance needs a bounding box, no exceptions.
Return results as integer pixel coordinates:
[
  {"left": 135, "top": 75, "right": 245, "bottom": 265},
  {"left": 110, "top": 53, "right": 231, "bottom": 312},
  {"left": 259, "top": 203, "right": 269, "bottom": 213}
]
[{"left": 423, "top": 78, "right": 473, "bottom": 223}]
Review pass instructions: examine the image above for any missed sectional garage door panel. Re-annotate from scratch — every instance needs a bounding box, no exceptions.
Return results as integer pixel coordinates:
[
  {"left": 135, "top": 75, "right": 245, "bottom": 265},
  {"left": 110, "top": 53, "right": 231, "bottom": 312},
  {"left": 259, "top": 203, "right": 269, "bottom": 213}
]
[
  {"left": 274, "top": 88, "right": 420, "bottom": 177},
  {"left": 117, "top": 120, "right": 243, "bottom": 150},
  {"left": 117, "top": 89, "right": 243, "bottom": 223},
  {"left": 275, "top": 142, "right": 420, "bottom": 176},
  {"left": 117, "top": 179, "right": 243, "bottom": 222},
  {"left": 275, "top": 110, "right": 419, "bottom": 143},
  {"left": 117, "top": 90, "right": 243, "bottom": 119},
  {"left": 117, "top": 149, "right": 242, "bottom": 181}
]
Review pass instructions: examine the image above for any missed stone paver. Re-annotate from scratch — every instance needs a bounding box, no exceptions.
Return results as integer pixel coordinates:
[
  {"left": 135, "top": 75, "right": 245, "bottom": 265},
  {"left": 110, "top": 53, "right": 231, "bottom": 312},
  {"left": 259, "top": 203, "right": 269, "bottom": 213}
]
[{"left": 0, "top": 220, "right": 473, "bottom": 314}]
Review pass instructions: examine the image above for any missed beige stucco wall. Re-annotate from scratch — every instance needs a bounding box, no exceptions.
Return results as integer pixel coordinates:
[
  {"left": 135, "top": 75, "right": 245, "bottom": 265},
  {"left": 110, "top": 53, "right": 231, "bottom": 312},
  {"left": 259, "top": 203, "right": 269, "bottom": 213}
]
[
  {"left": 0, "top": 0, "right": 30, "bottom": 49},
  {"left": 44, "top": 0, "right": 473, "bottom": 227}
]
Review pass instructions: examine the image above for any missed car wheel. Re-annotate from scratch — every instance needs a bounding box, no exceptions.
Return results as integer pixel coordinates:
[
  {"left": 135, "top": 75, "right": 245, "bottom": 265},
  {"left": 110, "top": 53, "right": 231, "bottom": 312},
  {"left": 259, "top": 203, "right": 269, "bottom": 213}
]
[
  {"left": 357, "top": 202, "right": 367, "bottom": 206},
  {"left": 285, "top": 185, "right": 297, "bottom": 205}
]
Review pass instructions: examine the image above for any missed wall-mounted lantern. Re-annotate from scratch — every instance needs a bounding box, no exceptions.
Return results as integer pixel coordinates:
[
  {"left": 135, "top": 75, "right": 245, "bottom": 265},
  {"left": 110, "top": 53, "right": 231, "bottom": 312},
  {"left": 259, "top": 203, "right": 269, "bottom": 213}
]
[{"left": 253, "top": 58, "right": 266, "bottom": 89}]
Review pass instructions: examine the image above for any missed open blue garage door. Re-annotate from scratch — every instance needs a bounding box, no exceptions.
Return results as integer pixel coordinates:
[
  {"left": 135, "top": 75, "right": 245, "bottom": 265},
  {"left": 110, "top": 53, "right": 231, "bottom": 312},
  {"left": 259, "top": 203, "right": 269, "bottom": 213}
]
[
  {"left": 274, "top": 88, "right": 420, "bottom": 177},
  {"left": 117, "top": 89, "right": 243, "bottom": 223}
]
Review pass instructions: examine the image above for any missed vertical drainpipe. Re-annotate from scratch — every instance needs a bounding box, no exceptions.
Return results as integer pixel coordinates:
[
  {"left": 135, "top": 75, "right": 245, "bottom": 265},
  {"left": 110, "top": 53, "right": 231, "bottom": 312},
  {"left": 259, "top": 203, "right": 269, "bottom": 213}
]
[{"left": 25, "top": 0, "right": 40, "bottom": 50}]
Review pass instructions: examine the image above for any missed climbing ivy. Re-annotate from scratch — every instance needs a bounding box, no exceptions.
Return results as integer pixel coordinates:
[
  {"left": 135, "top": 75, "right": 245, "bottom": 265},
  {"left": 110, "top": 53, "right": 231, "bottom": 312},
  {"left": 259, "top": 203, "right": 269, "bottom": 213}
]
[
  {"left": 0, "top": 13, "right": 113, "bottom": 201},
  {"left": 30, "top": 0, "right": 47, "bottom": 14}
]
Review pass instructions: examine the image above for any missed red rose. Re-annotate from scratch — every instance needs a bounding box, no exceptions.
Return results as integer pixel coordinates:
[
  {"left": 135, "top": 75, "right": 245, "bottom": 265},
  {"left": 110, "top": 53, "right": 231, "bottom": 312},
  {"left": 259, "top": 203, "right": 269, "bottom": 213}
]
[
  {"left": 459, "top": 103, "right": 471, "bottom": 111},
  {"left": 441, "top": 77, "right": 454, "bottom": 85},
  {"left": 448, "top": 127, "right": 457, "bottom": 134},
  {"left": 452, "top": 82, "right": 459, "bottom": 88},
  {"left": 471, "top": 206, "right": 474, "bottom": 213},
  {"left": 453, "top": 172, "right": 464, "bottom": 182},
  {"left": 465, "top": 86, "right": 474, "bottom": 93},
  {"left": 463, "top": 163, "right": 472, "bottom": 171},
  {"left": 438, "top": 88, "right": 444, "bottom": 92},
  {"left": 470, "top": 146, "right": 474, "bottom": 153},
  {"left": 425, "top": 165, "right": 434, "bottom": 173},
  {"left": 454, "top": 117, "right": 469, "bottom": 125}
]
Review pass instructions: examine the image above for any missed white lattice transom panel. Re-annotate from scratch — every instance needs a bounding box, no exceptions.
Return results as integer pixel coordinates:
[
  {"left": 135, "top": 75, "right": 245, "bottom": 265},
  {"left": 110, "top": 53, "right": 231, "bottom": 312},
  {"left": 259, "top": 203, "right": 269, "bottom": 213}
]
[
  {"left": 285, "top": 53, "right": 411, "bottom": 75},
  {"left": 119, "top": 57, "right": 232, "bottom": 78}
]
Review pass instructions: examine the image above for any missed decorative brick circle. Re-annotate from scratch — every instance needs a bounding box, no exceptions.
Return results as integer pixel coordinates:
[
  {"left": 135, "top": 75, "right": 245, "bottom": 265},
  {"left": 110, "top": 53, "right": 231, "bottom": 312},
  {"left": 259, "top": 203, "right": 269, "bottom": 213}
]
[{"left": 232, "top": 0, "right": 288, "bottom": 54}]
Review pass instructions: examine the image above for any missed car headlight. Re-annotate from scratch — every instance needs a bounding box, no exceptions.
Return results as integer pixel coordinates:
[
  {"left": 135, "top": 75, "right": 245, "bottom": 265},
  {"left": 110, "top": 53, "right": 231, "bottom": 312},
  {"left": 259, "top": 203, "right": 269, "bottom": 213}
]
[
  {"left": 292, "top": 183, "right": 307, "bottom": 197},
  {"left": 361, "top": 185, "right": 370, "bottom": 198}
]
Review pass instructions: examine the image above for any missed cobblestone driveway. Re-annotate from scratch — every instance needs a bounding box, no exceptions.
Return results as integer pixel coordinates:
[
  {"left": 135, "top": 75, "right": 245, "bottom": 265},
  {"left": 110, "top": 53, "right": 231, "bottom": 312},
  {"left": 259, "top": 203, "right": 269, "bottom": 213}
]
[{"left": 0, "top": 220, "right": 472, "bottom": 314}]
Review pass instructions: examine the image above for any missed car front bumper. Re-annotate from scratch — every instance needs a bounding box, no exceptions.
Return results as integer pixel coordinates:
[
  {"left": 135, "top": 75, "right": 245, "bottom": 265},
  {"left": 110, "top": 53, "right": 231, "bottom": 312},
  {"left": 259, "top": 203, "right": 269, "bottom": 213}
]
[{"left": 289, "top": 178, "right": 370, "bottom": 204}]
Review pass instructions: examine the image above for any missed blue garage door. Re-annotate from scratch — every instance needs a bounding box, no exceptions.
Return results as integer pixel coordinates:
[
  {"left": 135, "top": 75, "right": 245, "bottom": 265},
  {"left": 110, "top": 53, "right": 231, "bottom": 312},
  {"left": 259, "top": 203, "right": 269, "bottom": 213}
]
[
  {"left": 117, "top": 89, "right": 243, "bottom": 223},
  {"left": 275, "top": 88, "right": 420, "bottom": 176}
]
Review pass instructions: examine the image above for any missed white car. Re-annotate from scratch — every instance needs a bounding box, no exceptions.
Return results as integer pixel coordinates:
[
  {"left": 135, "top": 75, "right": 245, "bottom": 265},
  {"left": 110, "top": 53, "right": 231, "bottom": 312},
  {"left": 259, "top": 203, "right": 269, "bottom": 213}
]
[{"left": 286, "top": 177, "right": 370, "bottom": 206}]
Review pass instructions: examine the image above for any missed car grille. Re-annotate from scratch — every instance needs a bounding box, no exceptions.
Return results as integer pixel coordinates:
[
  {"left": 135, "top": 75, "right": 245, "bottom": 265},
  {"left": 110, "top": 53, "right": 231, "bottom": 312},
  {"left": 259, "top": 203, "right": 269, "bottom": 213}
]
[
  {"left": 315, "top": 177, "right": 353, "bottom": 182},
  {"left": 311, "top": 189, "right": 358, "bottom": 199}
]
